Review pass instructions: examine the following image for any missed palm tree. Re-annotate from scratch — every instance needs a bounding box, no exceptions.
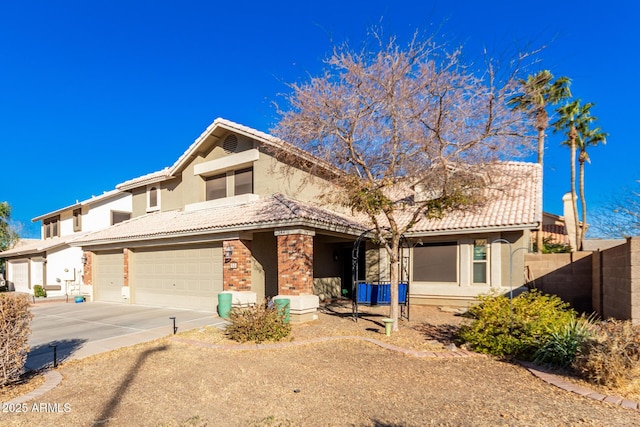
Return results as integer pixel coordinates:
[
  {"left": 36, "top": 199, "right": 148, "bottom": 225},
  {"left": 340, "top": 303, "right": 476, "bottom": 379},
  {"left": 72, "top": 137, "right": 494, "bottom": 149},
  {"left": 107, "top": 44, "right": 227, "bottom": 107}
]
[
  {"left": 553, "top": 100, "right": 581, "bottom": 249},
  {"left": 509, "top": 70, "right": 571, "bottom": 168},
  {"left": 576, "top": 120, "right": 607, "bottom": 248},
  {"left": 509, "top": 70, "right": 571, "bottom": 251},
  {"left": 553, "top": 100, "right": 603, "bottom": 250}
]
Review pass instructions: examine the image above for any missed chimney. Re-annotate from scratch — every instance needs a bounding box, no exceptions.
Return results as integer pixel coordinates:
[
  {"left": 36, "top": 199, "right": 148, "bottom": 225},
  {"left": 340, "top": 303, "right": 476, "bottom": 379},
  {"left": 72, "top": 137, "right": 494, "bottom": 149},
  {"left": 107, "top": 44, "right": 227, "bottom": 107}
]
[{"left": 563, "top": 192, "right": 577, "bottom": 252}]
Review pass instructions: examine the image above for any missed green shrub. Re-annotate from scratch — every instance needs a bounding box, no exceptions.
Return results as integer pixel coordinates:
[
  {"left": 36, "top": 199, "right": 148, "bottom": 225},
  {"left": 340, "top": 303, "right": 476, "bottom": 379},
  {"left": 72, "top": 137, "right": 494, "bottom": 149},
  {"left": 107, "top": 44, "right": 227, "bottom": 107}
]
[
  {"left": 0, "top": 293, "right": 33, "bottom": 386},
  {"left": 532, "top": 315, "right": 597, "bottom": 367},
  {"left": 458, "top": 290, "right": 575, "bottom": 360},
  {"left": 226, "top": 301, "right": 291, "bottom": 344},
  {"left": 572, "top": 319, "right": 640, "bottom": 387},
  {"left": 33, "top": 284, "right": 47, "bottom": 298}
]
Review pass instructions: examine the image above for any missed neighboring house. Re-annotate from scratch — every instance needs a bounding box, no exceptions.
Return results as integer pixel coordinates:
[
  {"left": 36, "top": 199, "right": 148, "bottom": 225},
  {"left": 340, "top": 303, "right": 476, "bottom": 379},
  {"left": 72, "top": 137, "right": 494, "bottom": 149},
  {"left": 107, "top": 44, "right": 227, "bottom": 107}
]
[
  {"left": 1, "top": 190, "right": 132, "bottom": 297},
  {"left": 536, "top": 212, "right": 571, "bottom": 246},
  {"left": 63, "top": 118, "right": 541, "bottom": 321}
]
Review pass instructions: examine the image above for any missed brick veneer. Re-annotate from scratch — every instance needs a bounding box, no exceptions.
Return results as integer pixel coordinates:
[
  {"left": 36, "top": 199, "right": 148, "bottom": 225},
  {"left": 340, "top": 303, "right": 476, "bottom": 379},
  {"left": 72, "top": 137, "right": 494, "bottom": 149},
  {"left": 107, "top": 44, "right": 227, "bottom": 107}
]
[
  {"left": 82, "top": 251, "right": 93, "bottom": 285},
  {"left": 277, "top": 233, "right": 313, "bottom": 295},
  {"left": 123, "top": 248, "right": 130, "bottom": 287},
  {"left": 223, "top": 240, "right": 252, "bottom": 291}
]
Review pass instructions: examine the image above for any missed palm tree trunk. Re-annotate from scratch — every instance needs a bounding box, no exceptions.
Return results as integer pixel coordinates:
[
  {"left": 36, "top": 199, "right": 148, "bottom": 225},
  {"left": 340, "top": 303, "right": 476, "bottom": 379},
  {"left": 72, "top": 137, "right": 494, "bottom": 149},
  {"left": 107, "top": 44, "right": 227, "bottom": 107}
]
[
  {"left": 536, "top": 128, "right": 545, "bottom": 252},
  {"left": 579, "top": 158, "right": 587, "bottom": 250},
  {"left": 570, "top": 129, "right": 579, "bottom": 250},
  {"left": 537, "top": 128, "right": 545, "bottom": 166}
]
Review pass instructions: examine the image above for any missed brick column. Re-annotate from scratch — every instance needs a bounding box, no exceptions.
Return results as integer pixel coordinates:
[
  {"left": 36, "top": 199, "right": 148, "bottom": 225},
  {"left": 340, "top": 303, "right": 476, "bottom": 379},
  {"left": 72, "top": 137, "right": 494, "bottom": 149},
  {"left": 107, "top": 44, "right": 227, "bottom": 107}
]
[
  {"left": 277, "top": 231, "right": 314, "bottom": 295},
  {"left": 82, "top": 251, "right": 93, "bottom": 285},
  {"left": 223, "top": 240, "right": 252, "bottom": 291},
  {"left": 123, "top": 248, "right": 130, "bottom": 287}
]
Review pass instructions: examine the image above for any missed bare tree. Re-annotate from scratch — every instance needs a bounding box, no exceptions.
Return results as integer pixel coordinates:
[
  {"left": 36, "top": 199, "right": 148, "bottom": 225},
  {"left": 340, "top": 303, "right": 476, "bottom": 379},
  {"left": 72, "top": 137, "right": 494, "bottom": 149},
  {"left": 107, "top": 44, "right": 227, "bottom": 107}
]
[
  {"left": 590, "top": 181, "right": 640, "bottom": 238},
  {"left": 273, "top": 31, "right": 533, "bottom": 330}
]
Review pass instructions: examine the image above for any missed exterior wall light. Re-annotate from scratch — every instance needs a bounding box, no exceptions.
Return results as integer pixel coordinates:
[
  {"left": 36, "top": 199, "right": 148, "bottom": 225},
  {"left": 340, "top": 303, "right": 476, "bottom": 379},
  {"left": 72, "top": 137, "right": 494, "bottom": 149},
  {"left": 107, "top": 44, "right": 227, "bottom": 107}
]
[{"left": 224, "top": 244, "right": 233, "bottom": 262}]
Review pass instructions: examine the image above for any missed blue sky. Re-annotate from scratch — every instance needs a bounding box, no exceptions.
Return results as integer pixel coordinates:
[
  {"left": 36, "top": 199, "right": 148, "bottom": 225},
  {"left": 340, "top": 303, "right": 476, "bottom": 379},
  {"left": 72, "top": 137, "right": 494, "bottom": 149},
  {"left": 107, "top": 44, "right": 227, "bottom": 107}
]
[{"left": 1, "top": 1, "right": 638, "bottom": 238}]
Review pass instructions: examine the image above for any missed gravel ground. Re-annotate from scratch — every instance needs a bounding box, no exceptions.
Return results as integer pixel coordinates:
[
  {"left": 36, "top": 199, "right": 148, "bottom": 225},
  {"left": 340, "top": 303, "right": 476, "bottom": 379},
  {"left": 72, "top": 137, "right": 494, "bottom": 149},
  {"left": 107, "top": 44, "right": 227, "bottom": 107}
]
[{"left": 2, "top": 303, "right": 640, "bottom": 426}]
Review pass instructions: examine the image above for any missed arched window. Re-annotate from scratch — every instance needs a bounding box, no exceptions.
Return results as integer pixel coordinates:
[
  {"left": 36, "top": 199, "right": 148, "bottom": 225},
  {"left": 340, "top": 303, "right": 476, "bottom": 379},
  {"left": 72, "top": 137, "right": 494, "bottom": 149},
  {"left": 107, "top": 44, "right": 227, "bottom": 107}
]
[{"left": 147, "top": 186, "right": 159, "bottom": 211}]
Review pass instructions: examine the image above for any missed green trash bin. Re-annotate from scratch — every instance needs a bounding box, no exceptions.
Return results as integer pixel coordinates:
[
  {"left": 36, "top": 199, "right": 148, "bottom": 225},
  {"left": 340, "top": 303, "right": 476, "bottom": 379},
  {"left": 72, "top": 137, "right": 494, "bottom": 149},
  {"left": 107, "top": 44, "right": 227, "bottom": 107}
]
[
  {"left": 273, "top": 298, "right": 290, "bottom": 323},
  {"left": 218, "top": 292, "right": 232, "bottom": 319}
]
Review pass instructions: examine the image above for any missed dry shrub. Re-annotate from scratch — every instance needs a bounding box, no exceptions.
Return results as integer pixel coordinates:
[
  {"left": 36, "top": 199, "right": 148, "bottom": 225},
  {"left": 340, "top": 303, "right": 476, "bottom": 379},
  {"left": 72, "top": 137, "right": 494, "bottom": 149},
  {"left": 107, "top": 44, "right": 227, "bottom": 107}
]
[
  {"left": 226, "top": 302, "right": 291, "bottom": 344},
  {"left": 0, "top": 293, "right": 33, "bottom": 386},
  {"left": 573, "top": 319, "right": 640, "bottom": 388}
]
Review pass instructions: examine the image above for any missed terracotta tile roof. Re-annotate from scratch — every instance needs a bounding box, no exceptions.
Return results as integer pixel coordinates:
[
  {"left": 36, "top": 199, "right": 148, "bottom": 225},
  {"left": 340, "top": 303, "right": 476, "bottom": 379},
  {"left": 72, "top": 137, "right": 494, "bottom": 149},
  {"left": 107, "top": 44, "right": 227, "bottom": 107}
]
[
  {"left": 75, "top": 162, "right": 540, "bottom": 247},
  {"left": 401, "top": 161, "right": 541, "bottom": 235},
  {"left": 0, "top": 234, "right": 89, "bottom": 257},
  {"left": 72, "top": 194, "right": 369, "bottom": 246},
  {"left": 116, "top": 168, "right": 171, "bottom": 191}
]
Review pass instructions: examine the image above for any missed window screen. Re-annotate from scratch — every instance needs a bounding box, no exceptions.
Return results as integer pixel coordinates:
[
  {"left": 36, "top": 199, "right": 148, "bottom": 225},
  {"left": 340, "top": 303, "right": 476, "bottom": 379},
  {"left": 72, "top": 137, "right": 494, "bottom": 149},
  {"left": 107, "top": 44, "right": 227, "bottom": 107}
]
[
  {"left": 149, "top": 187, "right": 158, "bottom": 208},
  {"left": 206, "top": 173, "right": 227, "bottom": 200},
  {"left": 111, "top": 211, "right": 131, "bottom": 225},
  {"left": 234, "top": 167, "right": 253, "bottom": 195},
  {"left": 473, "top": 239, "right": 488, "bottom": 283},
  {"left": 412, "top": 242, "right": 457, "bottom": 282}
]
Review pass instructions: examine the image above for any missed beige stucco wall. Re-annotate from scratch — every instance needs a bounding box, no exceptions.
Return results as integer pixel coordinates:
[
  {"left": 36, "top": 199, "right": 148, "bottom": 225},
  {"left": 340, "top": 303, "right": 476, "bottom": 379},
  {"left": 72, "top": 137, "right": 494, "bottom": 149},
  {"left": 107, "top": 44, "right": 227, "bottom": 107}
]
[
  {"left": 251, "top": 231, "right": 278, "bottom": 301},
  {"left": 131, "top": 187, "right": 147, "bottom": 218},
  {"left": 129, "top": 131, "right": 343, "bottom": 215},
  {"left": 312, "top": 234, "right": 343, "bottom": 300},
  {"left": 358, "top": 230, "right": 528, "bottom": 307}
]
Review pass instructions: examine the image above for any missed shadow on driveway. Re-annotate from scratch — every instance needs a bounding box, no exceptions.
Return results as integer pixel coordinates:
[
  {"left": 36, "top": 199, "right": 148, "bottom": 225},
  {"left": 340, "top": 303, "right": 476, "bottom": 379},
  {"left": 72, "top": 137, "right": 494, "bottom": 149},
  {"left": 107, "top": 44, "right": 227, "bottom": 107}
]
[{"left": 25, "top": 338, "right": 87, "bottom": 372}]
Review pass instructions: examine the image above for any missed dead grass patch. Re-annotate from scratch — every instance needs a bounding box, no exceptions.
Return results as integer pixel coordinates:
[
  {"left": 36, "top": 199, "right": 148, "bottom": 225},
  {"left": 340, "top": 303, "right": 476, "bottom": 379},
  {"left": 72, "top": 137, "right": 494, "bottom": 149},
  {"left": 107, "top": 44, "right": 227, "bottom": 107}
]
[
  {"left": 4, "top": 302, "right": 640, "bottom": 426},
  {"left": 0, "top": 371, "right": 45, "bottom": 402}
]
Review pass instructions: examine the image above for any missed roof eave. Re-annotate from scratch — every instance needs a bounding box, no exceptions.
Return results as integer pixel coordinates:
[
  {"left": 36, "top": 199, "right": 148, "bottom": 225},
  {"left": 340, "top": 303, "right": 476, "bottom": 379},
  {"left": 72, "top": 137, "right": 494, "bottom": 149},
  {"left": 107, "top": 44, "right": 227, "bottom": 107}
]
[
  {"left": 404, "top": 223, "right": 540, "bottom": 238},
  {"left": 32, "top": 189, "right": 124, "bottom": 222},
  {"left": 71, "top": 217, "right": 367, "bottom": 249}
]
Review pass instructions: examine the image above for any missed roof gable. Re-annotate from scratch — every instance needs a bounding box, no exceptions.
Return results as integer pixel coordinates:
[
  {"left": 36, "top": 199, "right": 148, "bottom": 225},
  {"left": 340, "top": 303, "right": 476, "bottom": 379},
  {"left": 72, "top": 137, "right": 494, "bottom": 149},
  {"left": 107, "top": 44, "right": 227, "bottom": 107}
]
[{"left": 116, "top": 118, "right": 341, "bottom": 191}]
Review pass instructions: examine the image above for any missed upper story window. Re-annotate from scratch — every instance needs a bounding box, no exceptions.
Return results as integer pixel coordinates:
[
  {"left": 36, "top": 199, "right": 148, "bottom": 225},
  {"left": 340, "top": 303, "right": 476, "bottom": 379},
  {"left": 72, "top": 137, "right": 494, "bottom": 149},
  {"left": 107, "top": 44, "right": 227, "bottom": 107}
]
[
  {"left": 206, "top": 173, "right": 227, "bottom": 200},
  {"left": 111, "top": 211, "right": 131, "bottom": 225},
  {"left": 147, "top": 186, "right": 160, "bottom": 212},
  {"left": 205, "top": 168, "right": 254, "bottom": 201},
  {"left": 73, "top": 208, "right": 82, "bottom": 232},
  {"left": 43, "top": 216, "right": 60, "bottom": 239},
  {"left": 234, "top": 167, "right": 253, "bottom": 195}
]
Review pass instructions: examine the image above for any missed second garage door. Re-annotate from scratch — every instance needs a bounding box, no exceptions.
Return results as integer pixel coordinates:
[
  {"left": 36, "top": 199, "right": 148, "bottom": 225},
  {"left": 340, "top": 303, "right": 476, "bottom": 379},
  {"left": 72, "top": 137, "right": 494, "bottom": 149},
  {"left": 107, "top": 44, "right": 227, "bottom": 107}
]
[
  {"left": 131, "top": 244, "right": 222, "bottom": 311},
  {"left": 9, "top": 260, "right": 29, "bottom": 293},
  {"left": 94, "top": 251, "right": 125, "bottom": 303}
]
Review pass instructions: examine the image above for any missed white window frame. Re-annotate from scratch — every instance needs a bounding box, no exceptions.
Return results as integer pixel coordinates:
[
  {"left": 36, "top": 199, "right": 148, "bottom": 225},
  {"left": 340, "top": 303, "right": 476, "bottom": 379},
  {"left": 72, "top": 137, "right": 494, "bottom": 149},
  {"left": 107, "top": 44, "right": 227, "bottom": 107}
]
[{"left": 472, "top": 238, "right": 489, "bottom": 284}]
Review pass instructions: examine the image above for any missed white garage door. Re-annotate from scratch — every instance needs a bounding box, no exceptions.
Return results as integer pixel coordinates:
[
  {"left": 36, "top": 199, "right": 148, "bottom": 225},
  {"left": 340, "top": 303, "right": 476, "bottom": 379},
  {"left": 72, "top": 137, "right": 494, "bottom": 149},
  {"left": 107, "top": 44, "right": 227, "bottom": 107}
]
[
  {"left": 131, "top": 244, "right": 222, "bottom": 311},
  {"left": 9, "top": 260, "right": 29, "bottom": 293},
  {"left": 94, "top": 251, "right": 125, "bottom": 303}
]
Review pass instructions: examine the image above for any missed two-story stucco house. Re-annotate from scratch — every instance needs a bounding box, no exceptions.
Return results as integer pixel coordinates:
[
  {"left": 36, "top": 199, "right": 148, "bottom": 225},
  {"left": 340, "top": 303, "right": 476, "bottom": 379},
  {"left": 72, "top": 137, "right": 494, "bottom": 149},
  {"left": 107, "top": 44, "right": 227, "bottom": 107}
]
[
  {"left": 56, "top": 118, "right": 541, "bottom": 322},
  {"left": 3, "top": 119, "right": 542, "bottom": 321},
  {"left": 1, "top": 189, "right": 132, "bottom": 297}
]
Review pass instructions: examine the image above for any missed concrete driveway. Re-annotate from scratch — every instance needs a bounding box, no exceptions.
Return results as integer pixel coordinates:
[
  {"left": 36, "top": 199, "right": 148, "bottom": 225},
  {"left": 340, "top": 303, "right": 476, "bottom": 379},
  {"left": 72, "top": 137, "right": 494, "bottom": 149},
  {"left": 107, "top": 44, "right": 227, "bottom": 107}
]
[{"left": 26, "top": 301, "right": 226, "bottom": 371}]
